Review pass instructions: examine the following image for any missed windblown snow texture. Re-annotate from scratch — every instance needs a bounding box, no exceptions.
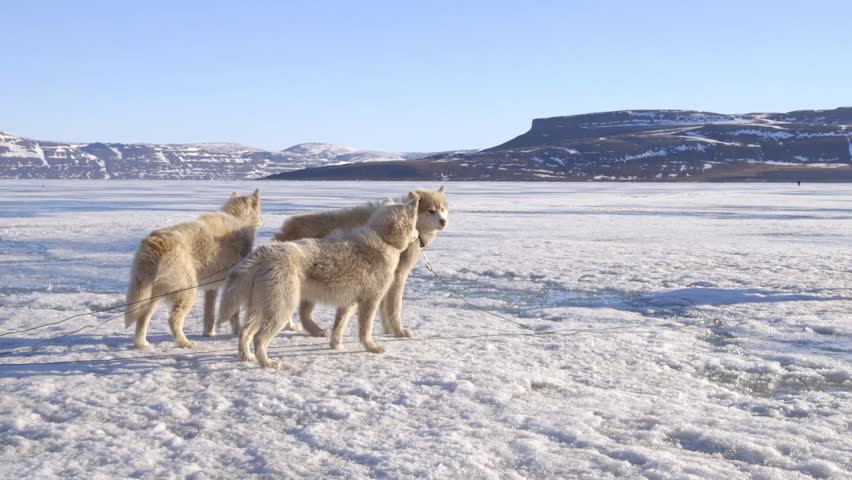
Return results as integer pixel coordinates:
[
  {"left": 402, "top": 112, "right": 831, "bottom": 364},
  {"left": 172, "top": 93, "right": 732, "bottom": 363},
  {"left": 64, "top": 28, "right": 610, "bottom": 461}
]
[{"left": 0, "top": 181, "right": 850, "bottom": 479}]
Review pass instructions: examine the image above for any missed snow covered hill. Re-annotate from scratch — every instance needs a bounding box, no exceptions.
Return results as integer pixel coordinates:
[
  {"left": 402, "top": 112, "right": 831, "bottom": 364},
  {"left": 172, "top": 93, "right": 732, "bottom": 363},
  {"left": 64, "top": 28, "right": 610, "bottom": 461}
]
[
  {"left": 268, "top": 108, "right": 852, "bottom": 181},
  {"left": 0, "top": 131, "right": 441, "bottom": 180},
  {"left": 281, "top": 142, "right": 445, "bottom": 164}
]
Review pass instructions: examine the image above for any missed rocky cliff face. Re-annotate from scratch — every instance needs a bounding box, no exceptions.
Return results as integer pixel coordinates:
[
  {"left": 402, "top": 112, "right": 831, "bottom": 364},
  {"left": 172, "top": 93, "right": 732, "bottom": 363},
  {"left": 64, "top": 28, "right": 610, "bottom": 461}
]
[{"left": 267, "top": 108, "right": 852, "bottom": 182}]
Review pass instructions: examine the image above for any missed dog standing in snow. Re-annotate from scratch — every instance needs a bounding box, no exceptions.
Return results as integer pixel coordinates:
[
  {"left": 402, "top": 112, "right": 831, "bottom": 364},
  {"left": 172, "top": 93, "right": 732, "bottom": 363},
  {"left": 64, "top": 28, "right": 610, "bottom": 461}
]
[
  {"left": 273, "top": 187, "right": 448, "bottom": 338},
  {"left": 218, "top": 194, "right": 421, "bottom": 369},
  {"left": 124, "top": 190, "right": 262, "bottom": 349}
]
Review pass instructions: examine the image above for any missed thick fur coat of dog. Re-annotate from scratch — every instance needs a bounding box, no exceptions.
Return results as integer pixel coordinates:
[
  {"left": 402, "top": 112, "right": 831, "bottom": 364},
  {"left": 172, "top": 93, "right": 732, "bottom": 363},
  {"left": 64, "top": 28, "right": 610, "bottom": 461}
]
[
  {"left": 272, "top": 187, "right": 448, "bottom": 338},
  {"left": 124, "top": 190, "right": 262, "bottom": 349},
  {"left": 218, "top": 194, "right": 421, "bottom": 368}
]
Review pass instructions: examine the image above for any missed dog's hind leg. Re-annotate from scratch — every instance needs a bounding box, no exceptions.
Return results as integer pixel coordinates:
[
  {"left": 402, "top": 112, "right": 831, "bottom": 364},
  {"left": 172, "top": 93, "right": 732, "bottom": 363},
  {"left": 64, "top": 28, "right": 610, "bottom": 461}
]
[
  {"left": 299, "top": 301, "right": 329, "bottom": 338},
  {"left": 239, "top": 308, "right": 259, "bottom": 363},
  {"left": 228, "top": 312, "right": 241, "bottom": 335},
  {"left": 380, "top": 294, "right": 392, "bottom": 333},
  {"left": 167, "top": 288, "right": 198, "bottom": 348},
  {"left": 329, "top": 304, "right": 355, "bottom": 350},
  {"left": 133, "top": 298, "right": 160, "bottom": 349},
  {"left": 202, "top": 289, "right": 217, "bottom": 337},
  {"left": 254, "top": 311, "right": 294, "bottom": 369},
  {"left": 253, "top": 283, "right": 298, "bottom": 369},
  {"left": 358, "top": 298, "right": 385, "bottom": 354}
]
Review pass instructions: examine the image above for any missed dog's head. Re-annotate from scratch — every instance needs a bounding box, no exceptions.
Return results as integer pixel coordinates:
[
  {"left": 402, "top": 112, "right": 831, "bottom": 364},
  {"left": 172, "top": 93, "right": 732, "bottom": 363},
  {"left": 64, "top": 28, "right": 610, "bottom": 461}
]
[
  {"left": 414, "top": 186, "right": 448, "bottom": 234},
  {"left": 368, "top": 192, "right": 420, "bottom": 250},
  {"left": 222, "top": 189, "right": 263, "bottom": 228}
]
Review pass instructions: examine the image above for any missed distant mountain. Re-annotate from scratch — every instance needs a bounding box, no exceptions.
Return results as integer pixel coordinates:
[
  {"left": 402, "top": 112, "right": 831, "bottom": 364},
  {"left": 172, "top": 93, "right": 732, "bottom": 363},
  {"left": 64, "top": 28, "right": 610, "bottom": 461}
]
[
  {"left": 266, "top": 108, "right": 852, "bottom": 182},
  {"left": 6, "top": 108, "right": 852, "bottom": 181},
  {"left": 0, "top": 132, "right": 445, "bottom": 180},
  {"left": 281, "top": 143, "right": 442, "bottom": 163}
]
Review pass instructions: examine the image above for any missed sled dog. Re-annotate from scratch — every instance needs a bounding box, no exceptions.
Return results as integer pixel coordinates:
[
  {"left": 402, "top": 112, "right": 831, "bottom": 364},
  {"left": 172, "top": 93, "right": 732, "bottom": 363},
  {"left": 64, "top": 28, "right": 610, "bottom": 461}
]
[
  {"left": 218, "top": 194, "right": 421, "bottom": 368},
  {"left": 272, "top": 186, "right": 448, "bottom": 338},
  {"left": 124, "top": 190, "right": 262, "bottom": 348}
]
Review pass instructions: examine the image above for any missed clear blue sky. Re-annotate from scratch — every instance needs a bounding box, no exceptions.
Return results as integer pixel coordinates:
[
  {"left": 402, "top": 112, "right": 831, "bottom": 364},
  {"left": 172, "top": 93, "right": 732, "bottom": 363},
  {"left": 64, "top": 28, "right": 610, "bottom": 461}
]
[{"left": 2, "top": 0, "right": 851, "bottom": 152}]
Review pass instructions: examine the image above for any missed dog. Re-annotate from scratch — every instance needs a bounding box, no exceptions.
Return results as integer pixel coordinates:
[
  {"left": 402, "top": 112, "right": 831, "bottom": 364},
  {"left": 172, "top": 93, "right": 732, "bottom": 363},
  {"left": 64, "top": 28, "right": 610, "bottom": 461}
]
[
  {"left": 273, "top": 186, "right": 448, "bottom": 338},
  {"left": 124, "top": 190, "right": 262, "bottom": 349},
  {"left": 218, "top": 194, "right": 421, "bottom": 369}
]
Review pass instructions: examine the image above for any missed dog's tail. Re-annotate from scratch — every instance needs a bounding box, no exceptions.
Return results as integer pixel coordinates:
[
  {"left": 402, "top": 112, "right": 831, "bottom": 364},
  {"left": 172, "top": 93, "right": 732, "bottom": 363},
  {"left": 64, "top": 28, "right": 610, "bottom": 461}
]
[
  {"left": 125, "top": 235, "right": 169, "bottom": 327},
  {"left": 272, "top": 216, "right": 306, "bottom": 242},
  {"left": 218, "top": 249, "right": 263, "bottom": 330}
]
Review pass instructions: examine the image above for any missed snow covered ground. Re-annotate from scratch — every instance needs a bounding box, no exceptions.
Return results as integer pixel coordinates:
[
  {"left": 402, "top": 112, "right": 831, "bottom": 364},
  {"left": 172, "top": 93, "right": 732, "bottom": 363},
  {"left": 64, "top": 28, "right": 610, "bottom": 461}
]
[{"left": 1, "top": 180, "right": 850, "bottom": 479}]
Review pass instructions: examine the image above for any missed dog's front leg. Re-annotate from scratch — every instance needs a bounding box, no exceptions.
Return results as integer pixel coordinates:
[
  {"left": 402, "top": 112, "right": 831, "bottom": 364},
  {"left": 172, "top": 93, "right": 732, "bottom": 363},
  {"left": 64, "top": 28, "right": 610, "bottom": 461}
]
[
  {"left": 381, "top": 276, "right": 412, "bottom": 338},
  {"left": 330, "top": 304, "right": 355, "bottom": 350},
  {"left": 299, "top": 301, "right": 329, "bottom": 337},
  {"left": 358, "top": 298, "right": 385, "bottom": 353}
]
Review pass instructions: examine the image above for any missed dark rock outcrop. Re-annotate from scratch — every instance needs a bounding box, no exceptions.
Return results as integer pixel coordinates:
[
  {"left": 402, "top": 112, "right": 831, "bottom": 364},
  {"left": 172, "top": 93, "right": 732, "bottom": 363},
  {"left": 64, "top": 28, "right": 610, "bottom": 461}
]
[{"left": 266, "top": 108, "right": 852, "bottom": 182}]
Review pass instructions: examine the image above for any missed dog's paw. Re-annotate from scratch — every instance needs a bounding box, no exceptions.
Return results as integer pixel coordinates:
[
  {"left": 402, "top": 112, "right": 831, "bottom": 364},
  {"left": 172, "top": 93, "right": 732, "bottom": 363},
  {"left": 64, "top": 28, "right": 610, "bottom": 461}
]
[
  {"left": 176, "top": 339, "right": 197, "bottom": 349},
  {"left": 260, "top": 359, "right": 281, "bottom": 369},
  {"left": 285, "top": 322, "right": 303, "bottom": 332},
  {"left": 365, "top": 343, "right": 386, "bottom": 354},
  {"left": 203, "top": 330, "right": 216, "bottom": 337},
  {"left": 134, "top": 339, "right": 150, "bottom": 349},
  {"left": 239, "top": 352, "right": 256, "bottom": 363},
  {"left": 330, "top": 341, "right": 343, "bottom": 350},
  {"left": 316, "top": 328, "right": 330, "bottom": 338},
  {"left": 400, "top": 328, "right": 414, "bottom": 338}
]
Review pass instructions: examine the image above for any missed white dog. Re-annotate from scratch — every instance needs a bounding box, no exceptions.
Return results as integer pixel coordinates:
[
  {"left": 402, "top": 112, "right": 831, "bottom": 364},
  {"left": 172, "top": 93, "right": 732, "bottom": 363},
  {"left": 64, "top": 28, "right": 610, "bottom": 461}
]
[
  {"left": 124, "top": 190, "right": 262, "bottom": 349},
  {"left": 218, "top": 194, "right": 420, "bottom": 368},
  {"left": 273, "top": 187, "right": 448, "bottom": 338}
]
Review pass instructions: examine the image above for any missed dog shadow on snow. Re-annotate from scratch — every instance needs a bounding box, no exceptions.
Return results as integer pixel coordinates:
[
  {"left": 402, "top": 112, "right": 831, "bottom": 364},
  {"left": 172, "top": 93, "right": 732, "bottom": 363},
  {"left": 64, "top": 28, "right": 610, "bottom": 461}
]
[
  {"left": 0, "top": 325, "right": 608, "bottom": 379},
  {"left": 3, "top": 275, "right": 849, "bottom": 379},
  {"left": 0, "top": 331, "right": 409, "bottom": 379}
]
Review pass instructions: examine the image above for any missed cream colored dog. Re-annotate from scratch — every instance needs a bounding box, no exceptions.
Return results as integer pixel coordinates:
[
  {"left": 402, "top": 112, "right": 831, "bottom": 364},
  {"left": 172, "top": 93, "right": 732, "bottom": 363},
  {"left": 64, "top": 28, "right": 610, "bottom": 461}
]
[
  {"left": 124, "top": 190, "right": 262, "bottom": 349},
  {"left": 218, "top": 194, "right": 420, "bottom": 369},
  {"left": 273, "top": 187, "right": 448, "bottom": 338}
]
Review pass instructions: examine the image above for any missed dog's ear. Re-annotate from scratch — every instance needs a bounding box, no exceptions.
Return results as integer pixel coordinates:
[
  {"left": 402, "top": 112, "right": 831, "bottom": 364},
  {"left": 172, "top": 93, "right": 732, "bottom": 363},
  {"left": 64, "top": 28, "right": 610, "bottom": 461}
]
[
  {"left": 406, "top": 191, "right": 420, "bottom": 208},
  {"left": 438, "top": 185, "right": 445, "bottom": 193},
  {"left": 251, "top": 189, "right": 260, "bottom": 207},
  {"left": 231, "top": 192, "right": 239, "bottom": 199}
]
